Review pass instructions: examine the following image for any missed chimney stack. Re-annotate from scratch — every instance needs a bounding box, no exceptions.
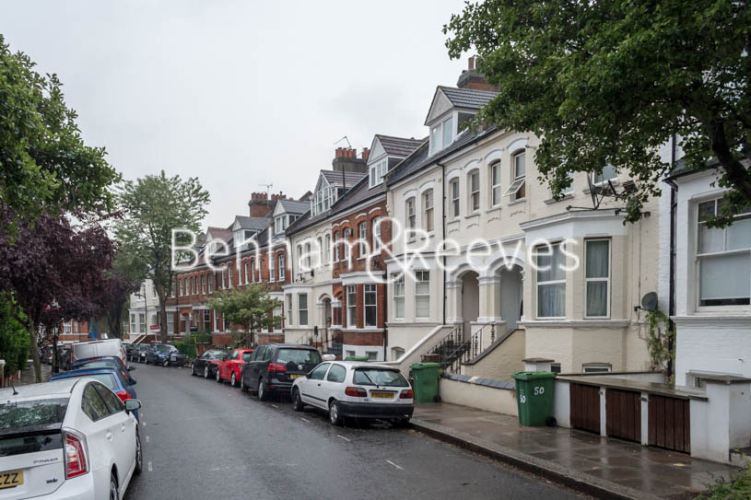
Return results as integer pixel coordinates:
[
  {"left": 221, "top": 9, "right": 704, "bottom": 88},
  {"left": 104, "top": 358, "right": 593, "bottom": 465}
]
[
  {"left": 362, "top": 147, "right": 369, "bottom": 162},
  {"left": 332, "top": 144, "right": 368, "bottom": 174},
  {"left": 457, "top": 55, "right": 498, "bottom": 92},
  {"left": 248, "top": 191, "right": 273, "bottom": 217}
]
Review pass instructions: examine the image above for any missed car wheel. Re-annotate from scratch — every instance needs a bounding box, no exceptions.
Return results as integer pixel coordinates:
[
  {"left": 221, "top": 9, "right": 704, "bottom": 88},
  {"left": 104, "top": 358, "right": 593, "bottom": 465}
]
[
  {"left": 258, "top": 380, "right": 269, "bottom": 401},
  {"left": 109, "top": 473, "right": 119, "bottom": 500},
  {"left": 163, "top": 359, "right": 169, "bottom": 367},
  {"left": 292, "top": 388, "right": 304, "bottom": 412},
  {"left": 203, "top": 366, "right": 209, "bottom": 379},
  {"left": 190, "top": 364, "right": 196, "bottom": 376},
  {"left": 393, "top": 418, "right": 410, "bottom": 428},
  {"left": 134, "top": 431, "right": 143, "bottom": 475},
  {"left": 240, "top": 374, "right": 248, "bottom": 393},
  {"left": 329, "top": 400, "right": 343, "bottom": 426},
  {"left": 216, "top": 369, "right": 222, "bottom": 383},
  {"left": 231, "top": 372, "right": 237, "bottom": 387}
]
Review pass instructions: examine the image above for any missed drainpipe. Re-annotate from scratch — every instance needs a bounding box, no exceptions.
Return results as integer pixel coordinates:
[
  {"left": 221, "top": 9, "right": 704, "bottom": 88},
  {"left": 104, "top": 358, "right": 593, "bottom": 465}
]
[
  {"left": 665, "top": 135, "right": 678, "bottom": 379},
  {"left": 438, "top": 162, "right": 447, "bottom": 326}
]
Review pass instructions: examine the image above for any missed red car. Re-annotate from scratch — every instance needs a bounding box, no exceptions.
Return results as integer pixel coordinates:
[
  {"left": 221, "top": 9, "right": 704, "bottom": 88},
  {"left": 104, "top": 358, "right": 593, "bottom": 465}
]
[{"left": 216, "top": 348, "right": 255, "bottom": 387}]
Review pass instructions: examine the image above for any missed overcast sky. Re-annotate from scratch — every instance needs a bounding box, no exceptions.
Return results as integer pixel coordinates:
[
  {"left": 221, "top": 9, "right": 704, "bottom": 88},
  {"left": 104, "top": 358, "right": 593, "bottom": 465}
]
[{"left": 1, "top": 0, "right": 469, "bottom": 228}]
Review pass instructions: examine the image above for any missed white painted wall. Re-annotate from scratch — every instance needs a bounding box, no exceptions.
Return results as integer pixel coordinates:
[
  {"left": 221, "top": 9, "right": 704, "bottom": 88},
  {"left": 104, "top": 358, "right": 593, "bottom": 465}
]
[{"left": 439, "top": 378, "right": 518, "bottom": 416}]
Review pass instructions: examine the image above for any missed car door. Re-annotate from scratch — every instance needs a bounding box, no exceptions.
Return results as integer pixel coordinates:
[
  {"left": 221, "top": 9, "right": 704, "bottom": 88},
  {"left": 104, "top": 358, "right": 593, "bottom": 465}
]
[
  {"left": 322, "top": 364, "right": 347, "bottom": 403},
  {"left": 245, "top": 346, "right": 263, "bottom": 387},
  {"left": 300, "top": 363, "right": 330, "bottom": 408},
  {"left": 222, "top": 350, "right": 238, "bottom": 380},
  {"left": 80, "top": 383, "right": 117, "bottom": 498},
  {"left": 93, "top": 383, "right": 136, "bottom": 486}
]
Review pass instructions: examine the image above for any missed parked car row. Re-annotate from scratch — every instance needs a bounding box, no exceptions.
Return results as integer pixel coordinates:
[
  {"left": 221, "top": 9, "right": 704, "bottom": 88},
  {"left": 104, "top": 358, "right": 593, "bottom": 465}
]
[
  {"left": 0, "top": 338, "right": 144, "bottom": 499},
  {"left": 190, "top": 343, "right": 414, "bottom": 427},
  {"left": 127, "top": 342, "right": 187, "bottom": 367}
]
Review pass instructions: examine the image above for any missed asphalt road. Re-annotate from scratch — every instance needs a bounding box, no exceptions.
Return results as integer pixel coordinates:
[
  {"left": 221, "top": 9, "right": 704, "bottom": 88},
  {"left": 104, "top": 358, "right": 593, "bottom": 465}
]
[{"left": 124, "top": 362, "right": 585, "bottom": 500}]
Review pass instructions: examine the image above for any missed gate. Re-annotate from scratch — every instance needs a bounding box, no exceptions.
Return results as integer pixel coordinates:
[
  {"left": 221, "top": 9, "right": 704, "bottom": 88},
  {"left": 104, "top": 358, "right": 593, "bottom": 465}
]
[
  {"left": 570, "top": 383, "right": 601, "bottom": 434},
  {"left": 648, "top": 395, "right": 690, "bottom": 453},
  {"left": 606, "top": 389, "right": 641, "bottom": 443}
]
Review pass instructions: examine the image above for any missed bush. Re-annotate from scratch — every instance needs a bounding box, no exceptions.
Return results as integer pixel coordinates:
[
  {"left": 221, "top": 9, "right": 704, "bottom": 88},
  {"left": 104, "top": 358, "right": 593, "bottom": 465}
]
[
  {"left": 172, "top": 340, "right": 196, "bottom": 359},
  {"left": 0, "top": 295, "right": 30, "bottom": 375},
  {"left": 699, "top": 462, "right": 751, "bottom": 499}
]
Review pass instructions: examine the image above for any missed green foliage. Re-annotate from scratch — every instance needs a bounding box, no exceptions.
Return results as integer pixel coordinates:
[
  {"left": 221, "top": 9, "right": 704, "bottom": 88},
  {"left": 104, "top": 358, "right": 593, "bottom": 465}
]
[
  {"left": 208, "top": 284, "right": 282, "bottom": 345},
  {"left": 645, "top": 309, "right": 675, "bottom": 374},
  {"left": 0, "top": 295, "right": 30, "bottom": 375},
  {"left": 172, "top": 340, "right": 196, "bottom": 359},
  {"left": 192, "top": 331, "right": 212, "bottom": 345},
  {"left": 699, "top": 461, "right": 751, "bottom": 499},
  {"left": 114, "top": 171, "right": 210, "bottom": 341},
  {"left": 444, "top": 0, "right": 751, "bottom": 225},
  {"left": 0, "top": 35, "right": 119, "bottom": 231}
]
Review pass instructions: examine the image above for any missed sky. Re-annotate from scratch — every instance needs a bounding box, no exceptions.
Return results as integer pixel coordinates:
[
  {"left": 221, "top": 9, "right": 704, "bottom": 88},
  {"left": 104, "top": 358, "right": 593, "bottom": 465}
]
[{"left": 0, "top": 0, "right": 469, "bottom": 228}]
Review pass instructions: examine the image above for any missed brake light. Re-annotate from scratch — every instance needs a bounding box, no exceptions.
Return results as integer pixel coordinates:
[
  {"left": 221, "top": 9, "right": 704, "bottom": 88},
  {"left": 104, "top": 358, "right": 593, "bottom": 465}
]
[
  {"left": 267, "top": 363, "right": 286, "bottom": 373},
  {"left": 116, "top": 391, "right": 131, "bottom": 402},
  {"left": 64, "top": 433, "right": 88, "bottom": 478},
  {"left": 400, "top": 389, "right": 414, "bottom": 400},
  {"left": 345, "top": 386, "right": 368, "bottom": 397}
]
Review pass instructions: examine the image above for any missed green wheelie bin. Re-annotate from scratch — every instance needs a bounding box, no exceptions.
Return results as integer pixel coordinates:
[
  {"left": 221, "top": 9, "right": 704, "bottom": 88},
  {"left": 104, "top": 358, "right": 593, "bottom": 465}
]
[
  {"left": 411, "top": 362, "right": 441, "bottom": 403},
  {"left": 512, "top": 371, "right": 556, "bottom": 426}
]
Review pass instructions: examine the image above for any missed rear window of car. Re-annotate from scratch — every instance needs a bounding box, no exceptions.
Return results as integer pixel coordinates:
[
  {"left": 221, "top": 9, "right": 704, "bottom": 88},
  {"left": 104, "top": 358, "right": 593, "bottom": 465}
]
[
  {"left": 275, "top": 349, "right": 321, "bottom": 369},
  {"left": 61, "top": 373, "right": 118, "bottom": 391},
  {"left": 354, "top": 369, "right": 409, "bottom": 387},
  {"left": 0, "top": 398, "right": 69, "bottom": 432},
  {"left": 75, "top": 360, "right": 118, "bottom": 370},
  {"left": 242, "top": 352, "right": 253, "bottom": 362},
  {"left": 156, "top": 345, "right": 173, "bottom": 352}
]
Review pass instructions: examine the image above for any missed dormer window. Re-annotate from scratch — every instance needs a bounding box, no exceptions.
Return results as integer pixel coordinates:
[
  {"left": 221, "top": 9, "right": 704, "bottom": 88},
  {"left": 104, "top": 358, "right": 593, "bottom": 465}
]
[
  {"left": 369, "top": 159, "right": 388, "bottom": 188},
  {"left": 430, "top": 115, "right": 454, "bottom": 155},
  {"left": 275, "top": 215, "right": 288, "bottom": 235}
]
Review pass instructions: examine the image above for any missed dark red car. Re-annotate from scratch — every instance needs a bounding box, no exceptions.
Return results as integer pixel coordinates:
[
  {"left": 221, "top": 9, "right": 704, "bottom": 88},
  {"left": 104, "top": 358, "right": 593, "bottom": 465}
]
[{"left": 216, "top": 348, "right": 254, "bottom": 387}]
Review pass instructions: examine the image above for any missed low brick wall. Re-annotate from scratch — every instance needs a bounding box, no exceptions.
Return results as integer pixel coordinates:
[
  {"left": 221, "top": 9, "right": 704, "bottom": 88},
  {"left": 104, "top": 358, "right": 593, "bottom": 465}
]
[
  {"left": 440, "top": 374, "right": 518, "bottom": 417},
  {"left": 211, "top": 333, "right": 232, "bottom": 346}
]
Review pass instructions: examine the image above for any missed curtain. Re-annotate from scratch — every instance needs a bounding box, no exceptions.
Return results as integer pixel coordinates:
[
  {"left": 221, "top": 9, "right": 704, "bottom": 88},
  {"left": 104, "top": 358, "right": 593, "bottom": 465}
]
[{"left": 700, "top": 253, "right": 751, "bottom": 303}]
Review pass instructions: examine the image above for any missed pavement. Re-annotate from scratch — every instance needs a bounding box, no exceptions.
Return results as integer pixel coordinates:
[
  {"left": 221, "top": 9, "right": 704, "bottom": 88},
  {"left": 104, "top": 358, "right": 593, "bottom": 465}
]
[
  {"left": 123, "top": 362, "right": 587, "bottom": 500},
  {"left": 412, "top": 402, "right": 741, "bottom": 500}
]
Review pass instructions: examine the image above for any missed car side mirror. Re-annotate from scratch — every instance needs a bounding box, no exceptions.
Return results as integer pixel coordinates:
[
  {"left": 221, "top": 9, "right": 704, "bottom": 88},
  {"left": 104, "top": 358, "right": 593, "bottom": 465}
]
[
  {"left": 129, "top": 379, "right": 137, "bottom": 385},
  {"left": 125, "top": 399, "right": 142, "bottom": 413}
]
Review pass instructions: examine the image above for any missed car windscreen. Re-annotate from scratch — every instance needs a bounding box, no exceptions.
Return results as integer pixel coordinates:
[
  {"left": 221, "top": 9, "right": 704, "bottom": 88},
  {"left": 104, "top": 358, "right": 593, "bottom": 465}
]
[
  {"left": 156, "top": 345, "right": 173, "bottom": 352},
  {"left": 242, "top": 352, "right": 253, "bottom": 362},
  {"left": 75, "top": 360, "right": 118, "bottom": 371},
  {"left": 354, "top": 368, "right": 410, "bottom": 387},
  {"left": 275, "top": 349, "right": 321, "bottom": 371},
  {"left": 0, "top": 399, "right": 68, "bottom": 434}
]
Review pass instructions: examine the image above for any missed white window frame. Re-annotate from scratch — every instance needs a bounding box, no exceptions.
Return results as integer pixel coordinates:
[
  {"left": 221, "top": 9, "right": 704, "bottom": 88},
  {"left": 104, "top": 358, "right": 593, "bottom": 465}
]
[
  {"left": 430, "top": 115, "right": 454, "bottom": 155},
  {"left": 201, "top": 274, "right": 206, "bottom": 294},
  {"left": 536, "top": 242, "right": 567, "bottom": 319},
  {"left": 504, "top": 150, "right": 526, "bottom": 200},
  {"left": 298, "top": 293, "right": 308, "bottom": 326},
  {"left": 372, "top": 218, "right": 382, "bottom": 253},
  {"left": 333, "top": 232, "right": 340, "bottom": 262},
  {"left": 450, "top": 179, "right": 460, "bottom": 219},
  {"left": 468, "top": 170, "right": 480, "bottom": 213},
  {"left": 278, "top": 254, "right": 285, "bottom": 281},
  {"left": 324, "top": 234, "right": 331, "bottom": 264},
  {"left": 243, "top": 263, "right": 249, "bottom": 284},
  {"left": 208, "top": 275, "right": 213, "bottom": 294},
  {"left": 592, "top": 164, "right": 618, "bottom": 185},
  {"left": 422, "top": 190, "right": 434, "bottom": 232},
  {"left": 347, "top": 285, "right": 357, "bottom": 328},
  {"left": 415, "top": 271, "right": 430, "bottom": 319},
  {"left": 406, "top": 197, "right": 416, "bottom": 230},
  {"left": 269, "top": 253, "right": 276, "bottom": 282},
  {"left": 286, "top": 295, "right": 293, "bottom": 326},
  {"left": 364, "top": 284, "right": 377, "bottom": 327},
  {"left": 369, "top": 159, "right": 388, "bottom": 188},
  {"left": 221, "top": 269, "right": 226, "bottom": 289},
  {"left": 583, "top": 363, "right": 612, "bottom": 373},
  {"left": 393, "top": 274, "right": 405, "bottom": 319},
  {"left": 584, "top": 238, "right": 611, "bottom": 319},
  {"left": 358, "top": 221, "right": 368, "bottom": 259},
  {"left": 490, "top": 161, "right": 502, "bottom": 207}
]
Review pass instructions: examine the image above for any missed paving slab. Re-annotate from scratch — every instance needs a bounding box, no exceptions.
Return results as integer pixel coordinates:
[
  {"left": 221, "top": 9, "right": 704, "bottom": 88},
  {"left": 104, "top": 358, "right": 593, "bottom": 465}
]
[{"left": 412, "top": 402, "right": 741, "bottom": 500}]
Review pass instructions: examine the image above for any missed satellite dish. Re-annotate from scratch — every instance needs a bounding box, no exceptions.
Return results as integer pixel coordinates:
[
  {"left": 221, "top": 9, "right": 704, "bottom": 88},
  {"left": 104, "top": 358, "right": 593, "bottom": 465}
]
[{"left": 641, "top": 292, "right": 658, "bottom": 312}]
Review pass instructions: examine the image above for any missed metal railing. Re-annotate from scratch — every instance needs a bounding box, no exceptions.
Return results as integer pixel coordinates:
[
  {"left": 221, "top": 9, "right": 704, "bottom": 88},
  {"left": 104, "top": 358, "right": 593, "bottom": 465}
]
[{"left": 423, "top": 321, "right": 496, "bottom": 373}]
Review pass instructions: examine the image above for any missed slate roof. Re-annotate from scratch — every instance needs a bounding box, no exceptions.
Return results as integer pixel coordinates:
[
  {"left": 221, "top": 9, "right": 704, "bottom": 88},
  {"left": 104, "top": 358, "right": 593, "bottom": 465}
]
[
  {"left": 234, "top": 215, "right": 271, "bottom": 232},
  {"left": 277, "top": 199, "right": 310, "bottom": 214},
  {"left": 376, "top": 135, "right": 426, "bottom": 158},
  {"left": 439, "top": 86, "right": 498, "bottom": 110},
  {"left": 321, "top": 170, "right": 367, "bottom": 188},
  {"left": 205, "top": 226, "right": 232, "bottom": 243}
]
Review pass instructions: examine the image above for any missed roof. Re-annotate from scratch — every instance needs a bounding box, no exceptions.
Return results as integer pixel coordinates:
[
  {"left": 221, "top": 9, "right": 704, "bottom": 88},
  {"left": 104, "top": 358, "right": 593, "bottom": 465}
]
[
  {"left": 438, "top": 86, "right": 498, "bottom": 110},
  {"left": 321, "top": 170, "right": 367, "bottom": 188},
  {"left": 376, "top": 135, "right": 426, "bottom": 158},
  {"left": 277, "top": 199, "right": 310, "bottom": 214},
  {"left": 387, "top": 127, "right": 495, "bottom": 186},
  {"left": 234, "top": 215, "right": 271, "bottom": 232},
  {"left": 0, "top": 379, "right": 79, "bottom": 399},
  {"left": 206, "top": 226, "right": 232, "bottom": 243}
]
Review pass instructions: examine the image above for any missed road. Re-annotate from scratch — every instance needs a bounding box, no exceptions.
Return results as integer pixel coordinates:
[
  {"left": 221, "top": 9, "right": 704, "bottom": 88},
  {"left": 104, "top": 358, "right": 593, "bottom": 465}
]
[{"left": 124, "top": 362, "right": 585, "bottom": 500}]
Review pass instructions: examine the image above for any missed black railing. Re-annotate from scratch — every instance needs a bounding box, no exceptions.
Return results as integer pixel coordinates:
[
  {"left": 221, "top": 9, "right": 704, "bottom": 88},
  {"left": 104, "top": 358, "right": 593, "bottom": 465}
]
[{"left": 423, "top": 322, "right": 496, "bottom": 373}]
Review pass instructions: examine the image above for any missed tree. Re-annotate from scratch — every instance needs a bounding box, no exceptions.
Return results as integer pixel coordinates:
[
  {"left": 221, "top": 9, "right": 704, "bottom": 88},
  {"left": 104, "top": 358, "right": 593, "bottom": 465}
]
[
  {"left": 95, "top": 271, "right": 140, "bottom": 340},
  {"left": 0, "top": 211, "right": 116, "bottom": 381},
  {"left": 208, "top": 285, "right": 283, "bottom": 347},
  {"left": 0, "top": 294, "right": 31, "bottom": 380},
  {"left": 115, "top": 172, "right": 210, "bottom": 343},
  {"left": 0, "top": 35, "right": 119, "bottom": 232},
  {"left": 444, "top": 0, "right": 751, "bottom": 225}
]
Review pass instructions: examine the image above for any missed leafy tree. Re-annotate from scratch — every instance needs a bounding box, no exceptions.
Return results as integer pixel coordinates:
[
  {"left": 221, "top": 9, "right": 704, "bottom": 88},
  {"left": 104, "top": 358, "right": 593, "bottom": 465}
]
[
  {"left": 0, "top": 294, "right": 31, "bottom": 378},
  {"left": 0, "top": 35, "right": 119, "bottom": 232},
  {"left": 444, "top": 0, "right": 751, "bottom": 225},
  {"left": 115, "top": 172, "right": 210, "bottom": 343},
  {"left": 94, "top": 271, "right": 140, "bottom": 340},
  {"left": 208, "top": 284, "right": 282, "bottom": 347}
]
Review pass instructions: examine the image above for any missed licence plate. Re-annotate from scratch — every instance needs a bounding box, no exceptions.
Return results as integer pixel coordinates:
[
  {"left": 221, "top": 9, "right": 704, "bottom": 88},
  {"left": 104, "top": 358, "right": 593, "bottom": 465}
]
[
  {"left": 289, "top": 374, "right": 301, "bottom": 380},
  {"left": 0, "top": 470, "right": 23, "bottom": 489},
  {"left": 371, "top": 391, "right": 394, "bottom": 399}
]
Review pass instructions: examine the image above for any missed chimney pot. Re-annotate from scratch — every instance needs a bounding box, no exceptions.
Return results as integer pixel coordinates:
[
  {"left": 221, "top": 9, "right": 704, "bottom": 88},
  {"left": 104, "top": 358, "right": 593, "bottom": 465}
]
[{"left": 468, "top": 56, "right": 475, "bottom": 71}]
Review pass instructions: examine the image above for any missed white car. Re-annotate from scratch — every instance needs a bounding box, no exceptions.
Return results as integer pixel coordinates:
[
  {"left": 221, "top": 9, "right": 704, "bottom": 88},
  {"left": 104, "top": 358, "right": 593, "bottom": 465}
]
[
  {"left": 290, "top": 361, "right": 414, "bottom": 426},
  {"left": 71, "top": 340, "right": 127, "bottom": 368},
  {"left": 0, "top": 378, "right": 142, "bottom": 500}
]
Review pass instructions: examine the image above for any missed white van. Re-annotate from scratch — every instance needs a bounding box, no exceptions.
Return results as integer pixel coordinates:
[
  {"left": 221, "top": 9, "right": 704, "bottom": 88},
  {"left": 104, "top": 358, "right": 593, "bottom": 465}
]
[{"left": 71, "top": 339, "right": 127, "bottom": 366}]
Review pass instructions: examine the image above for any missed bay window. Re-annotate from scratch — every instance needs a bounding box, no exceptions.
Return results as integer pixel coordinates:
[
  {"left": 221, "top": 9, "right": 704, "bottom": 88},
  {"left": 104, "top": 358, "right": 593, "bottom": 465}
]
[
  {"left": 393, "top": 274, "right": 405, "bottom": 319},
  {"left": 298, "top": 294, "right": 308, "bottom": 326},
  {"left": 585, "top": 239, "right": 610, "bottom": 317},
  {"left": 347, "top": 285, "right": 357, "bottom": 327},
  {"left": 537, "top": 242, "right": 566, "bottom": 318},
  {"left": 415, "top": 271, "right": 430, "bottom": 318},
  {"left": 364, "top": 284, "right": 377, "bottom": 327}
]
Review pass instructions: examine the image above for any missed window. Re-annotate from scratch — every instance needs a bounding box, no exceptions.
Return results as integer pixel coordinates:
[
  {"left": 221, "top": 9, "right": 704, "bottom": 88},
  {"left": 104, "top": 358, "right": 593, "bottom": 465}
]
[
  {"left": 585, "top": 239, "right": 610, "bottom": 317},
  {"left": 583, "top": 363, "right": 612, "bottom": 373},
  {"left": 324, "top": 234, "right": 331, "bottom": 264},
  {"left": 551, "top": 363, "right": 562, "bottom": 374},
  {"left": 406, "top": 198, "right": 416, "bottom": 230},
  {"left": 139, "top": 313, "right": 145, "bottom": 333},
  {"left": 208, "top": 274, "right": 213, "bottom": 293},
  {"left": 95, "top": 384, "right": 125, "bottom": 415},
  {"left": 358, "top": 221, "right": 368, "bottom": 258},
  {"left": 450, "top": 179, "right": 460, "bottom": 218},
  {"left": 562, "top": 171, "right": 575, "bottom": 195},
  {"left": 278, "top": 254, "right": 285, "bottom": 281},
  {"left": 167, "top": 314, "right": 174, "bottom": 334},
  {"left": 490, "top": 161, "right": 502, "bottom": 207},
  {"left": 393, "top": 274, "right": 405, "bottom": 319},
  {"left": 309, "top": 363, "right": 330, "bottom": 380},
  {"left": 274, "top": 215, "right": 288, "bottom": 235},
  {"left": 345, "top": 350, "right": 356, "bottom": 359},
  {"left": 130, "top": 314, "right": 136, "bottom": 333},
  {"left": 697, "top": 199, "right": 751, "bottom": 307},
  {"left": 243, "top": 263, "right": 249, "bottom": 284},
  {"left": 317, "top": 237, "right": 323, "bottom": 265},
  {"left": 372, "top": 218, "right": 382, "bottom": 253},
  {"left": 228, "top": 267, "right": 233, "bottom": 288},
  {"left": 468, "top": 171, "right": 480, "bottom": 212},
  {"left": 504, "top": 151, "right": 526, "bottom": 200},
  {"left": 537, "top": 243, "right": 566, "bottom": 318},
  {"left": 415, "top": 271, "right": 430, "bottom": 318},
  {"left": 326, "top": 364, "right": 347, "bottom": 383},
  {"left": 391, "top": 347, "right": 405, "bottom": 361},
  {"left": 364, "top": 284, "right": 377, "bottom": 327},
  {"left": 286, "top": 295, "right": 293, "bottom": 325},
  {"left": 347, "top": 285, "right": 357, "bottom": 327},
  {"left": 333, "top": 232, "right": 340, "bottom": 262},
  {"left": 593, "top": 164, "right": 618, "bottom": 185},
  {"left": 442, "top": 116, "right": 453, "bottom": 148},
  {"left": 269, "top": 253, "right": 276, "bottom": 281},
  {"left": 297, "top": 244, "right": 303, "bottom": 269},
  {"left": 201, "top": 275, "right": 206, "bottom": 294},
  {"left": 305, "top": 242, "right": 312, "bottom": 269},
  {"left": 221, "top": 268, "right": 227, "bottom": 289},
  {"left": 298, "top": 294, "right": 308, "bottom": 326},
  {"left": 369, "top": 160, "right": 388, "bottom": 188},
  {"left": 431, "top": 115, "right": 454, "bottom": 154},
  {"left": 81, "top": 384, "right": 110, "bottom": 422},
  {"left": 422, "top": 190, "right": 434, "bottom": 232},
  {"left": 343, "top": 229, "right": 352, "bottom": 262},
  {"left": 366, "top": 351, "right": 378, "bottom": 361},
  {"left": 63, "top": 322, "right": 72, "bottom": 334}
]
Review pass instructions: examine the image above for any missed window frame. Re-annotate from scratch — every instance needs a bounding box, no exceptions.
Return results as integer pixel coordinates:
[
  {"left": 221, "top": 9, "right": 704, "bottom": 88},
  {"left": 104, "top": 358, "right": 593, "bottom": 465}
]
[
  {"left": 450, "top": 179, "right": 460, "bottom": 219},
  {"left": 422, "top": 190, "right": 434, "bottom": 232},
  {"left": 278, "top": 254, "right": 285, "bottom": 281},
  {"left": 536, "top": 242, "right": 567, "bottom": 319},
  {"left": 584, "top": 238, "right": 611, "bottom": 319},
  {"left": 393, "top": 274, "right": 405, "bottom": 319},
  {"left": 415, "top": 271, "right": 430, "bottom": 319},
  {"left": 372, "top": 218, "right": 382, "bottom": 253},
  {"left": 504, "top": 150, "right": 527, "bottom": 200},
  {"left": 298, "top": 293, "right": 308, "bottom": 326},
  {"left": 364, "top": 284, "right": 377, "bottom": 327},
  {"left": 406, "top": 197, "right": 416, "bottom": 230},
  {"left": 347, "top": 285, "right": 357, "bottom": 328},
  {"left": 468, "top": 170, "right": 480, "bottom": 213},
  {"left": 358, "top": 221, "right": 368, "bottom": 259},
  {"left": 490, "top": 161, "right": 502, "bottom": 207}
]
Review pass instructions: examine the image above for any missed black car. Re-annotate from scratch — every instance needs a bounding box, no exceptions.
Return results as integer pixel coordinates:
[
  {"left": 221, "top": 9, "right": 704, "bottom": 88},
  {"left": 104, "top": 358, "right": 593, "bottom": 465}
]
[
  {"left": 146, "top": 343, "right": 187, "bottom": 367},
  {"left": 191, "top": 350, "right": 226, "bottom": 379},
  {"left": 57, "top": 345, "right": 72, "bottom": 371},
  {"left": 134, "top": 344, "right": 150, "bottom": 363},
  {"left": 124, "top": 343, "right": 137, "bottom": 362},
  {"left": 240, "top": 344, "right": 321, "bottom": 401}
]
